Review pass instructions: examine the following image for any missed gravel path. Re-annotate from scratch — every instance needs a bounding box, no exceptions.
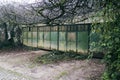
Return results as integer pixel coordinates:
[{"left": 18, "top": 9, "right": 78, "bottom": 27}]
[{"left": 0, "top": 67, "right": 31, "bottom": 80}]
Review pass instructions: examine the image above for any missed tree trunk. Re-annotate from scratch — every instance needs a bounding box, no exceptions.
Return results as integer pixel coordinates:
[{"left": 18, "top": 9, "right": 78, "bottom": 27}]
[
  {"left": 9, "top": 26, "right": 15, "bottom": 44},
  {"left": 16, "top": 26, "right": 22, "bottom": 46},
  {"left": 3, "top": 23, "right": 8, "bottom": 41}
]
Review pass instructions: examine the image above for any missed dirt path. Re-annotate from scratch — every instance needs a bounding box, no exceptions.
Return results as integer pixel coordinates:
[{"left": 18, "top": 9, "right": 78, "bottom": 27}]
[
  {"left": 0, "top": 66, "right": 33, "bottom": 80},
  {"left": 0, "top": 50, "right": 105, "bottom": 80}
]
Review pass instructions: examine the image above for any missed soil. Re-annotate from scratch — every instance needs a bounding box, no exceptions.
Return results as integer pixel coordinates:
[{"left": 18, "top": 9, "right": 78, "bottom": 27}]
[{"left": 0, "top": 50, "right": 105, "bottom": 80}]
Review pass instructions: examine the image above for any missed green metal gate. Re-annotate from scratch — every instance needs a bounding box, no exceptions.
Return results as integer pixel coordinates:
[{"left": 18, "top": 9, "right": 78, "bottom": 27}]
[{"left": 22, "top": 23, "right": 91, "bottom": 53}]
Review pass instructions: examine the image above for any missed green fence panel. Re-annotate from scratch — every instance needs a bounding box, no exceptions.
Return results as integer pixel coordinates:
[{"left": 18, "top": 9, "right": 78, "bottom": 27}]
[
  {"left": 27, "top": 32, "right": 32, "bottom": 46},
  {"left": 51, "top": 32, "right": 57, "bottom": 49},
  {"left": 38, "top": 32, "right": 44, "bottom": 48},
  {"left": 67, "top": 32, "right": 76, "bottom": 51},
  {"left": 77, "top": 32, "right": 88, "bottom": 53},
  {"left": 59, "top": 32, "right": 66, "bottom": 51},
  {"left": 23, "top": 32, "right": 27, "bottom": 45},
  {"left": 32, "top": 32, "right": 37, "bottom": 47},
  {"left": 44, "top": 32, "right": 50, "bottom": 49}
]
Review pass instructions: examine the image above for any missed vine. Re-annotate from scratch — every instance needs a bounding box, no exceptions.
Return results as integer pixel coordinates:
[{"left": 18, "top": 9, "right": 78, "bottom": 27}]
[{"left": 92, "top": 1, "right": 120, "bottom": 80}]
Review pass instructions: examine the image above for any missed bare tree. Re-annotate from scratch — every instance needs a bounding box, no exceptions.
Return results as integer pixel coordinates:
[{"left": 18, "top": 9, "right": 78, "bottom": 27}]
[
  {"left": 0, "top": 3, "right": 25, "bottom": 44},
  {"left": 30, "top": 0, "right": 104, "bottom": 25}
]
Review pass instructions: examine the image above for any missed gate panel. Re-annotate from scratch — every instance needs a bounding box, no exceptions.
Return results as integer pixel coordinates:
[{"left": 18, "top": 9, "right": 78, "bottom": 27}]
[
  {"left": 77, "top": 25, "right": 88, "bottom": 53},
  {"left": 59, "top": 26, "right": 66, "bottom": 51}
]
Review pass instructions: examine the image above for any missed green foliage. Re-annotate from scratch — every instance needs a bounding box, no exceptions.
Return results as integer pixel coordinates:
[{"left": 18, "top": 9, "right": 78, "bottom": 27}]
[
  {"left": 92, "top": 1, "right": 120, "bottom": 80},
  {"left": 0, "top": 40, "right": 14, "bottom": 48},
  {"left": 35, "top": 50, "right": 88, "bottom": 64}
]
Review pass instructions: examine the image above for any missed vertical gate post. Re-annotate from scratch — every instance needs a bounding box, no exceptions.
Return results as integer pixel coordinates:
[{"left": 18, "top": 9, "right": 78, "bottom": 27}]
[
  {"left": 65, "top": 26, "right": 68, "bottom": 51},
  {"left": 21, "top": 27, "right": 24, "bottom": 44},
  {"left": 27, "top": 26, "right": 28, "bottom": 45},
  {"left": 57, "top": 26, "right": 59, "bottom": 50},
  {"left": 31, "top": 26, "right": 33, "bottom": 47},
  {"left": 76, "top": 25, "right": 78, "bottom": 53},
  {"left": 88, "top": 24, "right": 91, "bottom": 53},
  {"left": 50, "top": 26, "right": 51, "bottom": 49},
  {"left": 43, "top": 27, "right": 44, "bottom": 48},
  {"left": 37, "top": 26, "right": 38, "bottom": 48}
]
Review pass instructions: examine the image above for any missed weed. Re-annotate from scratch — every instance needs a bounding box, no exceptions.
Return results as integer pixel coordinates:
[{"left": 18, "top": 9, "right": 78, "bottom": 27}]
[{"left": 35, "top": 50, "right": 88, "bottom": 64}]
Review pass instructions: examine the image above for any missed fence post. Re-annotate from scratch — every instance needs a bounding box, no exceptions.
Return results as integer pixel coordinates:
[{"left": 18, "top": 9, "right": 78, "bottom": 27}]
[
  {"left": 27, "top": 26, "right": 28, "bottom": 46},
  {"left": 76, "top": 25, "right": 78, "bottom": 53},
  {"left": 21, "top": 27, "right": 24, "bottom": 45},
  {"left": 37, "top": 26, "right": 38, "bottom": 48},
  {"left": 31, "top": 27, "right": 33, "bottom": 47},
  {"left": 88, "top": 24, "right": 91, "bottom": 53},
  {"left": 57, "top": 26, "right": 59, "bottom": 50},
  {"left": 65, "top": 26, "right": 68, "bottom": 51},
  {"left": 50, "top": 26, "right": 51, "bottom": 49},
  {"left": 43, "top": 27, "right": 44, "bottom": 48}
]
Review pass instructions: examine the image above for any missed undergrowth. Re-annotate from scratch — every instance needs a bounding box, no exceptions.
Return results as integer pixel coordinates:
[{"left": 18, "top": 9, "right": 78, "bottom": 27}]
[
  {"left": 34, "top": 50, "right": 88, "bottom": 64},
  {"left": 0, "top": 44, "right": 39, "bottom": 53}
]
